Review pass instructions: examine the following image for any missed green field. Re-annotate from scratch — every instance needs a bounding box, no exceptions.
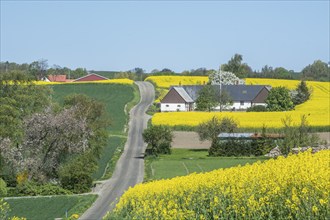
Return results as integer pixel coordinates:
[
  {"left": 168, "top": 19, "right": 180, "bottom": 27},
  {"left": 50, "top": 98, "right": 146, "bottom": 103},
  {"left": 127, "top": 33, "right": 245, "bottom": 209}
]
[
  {"left": 50, "top": 84, "right": 136, "bottom": 179},
  {"left": 6, "top": 195, "right": 97, "bottom": 220},
  {"left": 145, "top": 149, "right": 268, "bottom": 181}
]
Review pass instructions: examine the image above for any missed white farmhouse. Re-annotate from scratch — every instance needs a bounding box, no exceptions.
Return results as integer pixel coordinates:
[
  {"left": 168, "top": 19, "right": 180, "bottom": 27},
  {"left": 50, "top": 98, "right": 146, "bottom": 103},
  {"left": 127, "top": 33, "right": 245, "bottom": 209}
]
[{"left": 160, "top": 85, "right": 271, "bottom": 112}]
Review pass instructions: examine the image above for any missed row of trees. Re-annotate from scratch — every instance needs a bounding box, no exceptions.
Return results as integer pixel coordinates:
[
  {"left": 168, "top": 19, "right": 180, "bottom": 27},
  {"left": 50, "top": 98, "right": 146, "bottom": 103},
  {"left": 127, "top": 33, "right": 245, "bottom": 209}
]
[
  {"left": 0, "top": 73, "right": 109, "bottom": 194},
  {"left": 3, "top": 54, "right": 328, "bottom": 81},
  {"left": 0, "top": 60, "right": 88, "bottom": 80}
]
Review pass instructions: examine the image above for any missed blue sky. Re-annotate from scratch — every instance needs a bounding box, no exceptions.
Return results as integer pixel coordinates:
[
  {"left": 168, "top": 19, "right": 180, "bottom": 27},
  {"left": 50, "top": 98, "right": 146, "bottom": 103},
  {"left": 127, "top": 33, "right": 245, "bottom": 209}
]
[{"left": 1, "top": 1, "right": 329, "bottom": 72}]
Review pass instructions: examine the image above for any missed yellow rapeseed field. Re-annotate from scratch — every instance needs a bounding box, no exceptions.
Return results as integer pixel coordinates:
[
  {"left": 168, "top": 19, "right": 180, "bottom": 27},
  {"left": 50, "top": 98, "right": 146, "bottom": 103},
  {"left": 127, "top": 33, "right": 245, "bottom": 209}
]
[
  {"left": 109, "top": 150, "right": 330, "bottom": 219},
  {"left": 150, "top": 77, "right": 330, "bottom": 129},
  {"left": 145, "top": 75, "right": 208, "bottom": 88}
]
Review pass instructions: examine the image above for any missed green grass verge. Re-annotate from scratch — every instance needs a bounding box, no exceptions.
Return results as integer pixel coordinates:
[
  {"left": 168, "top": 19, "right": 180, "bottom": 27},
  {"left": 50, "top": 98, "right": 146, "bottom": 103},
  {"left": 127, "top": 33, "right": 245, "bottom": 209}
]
[
  {"left": 145, "top": 149, "right": 268, "bottom": 181},
  {"left": 6, "top": 195, "right": 97, "bottom": 220}
]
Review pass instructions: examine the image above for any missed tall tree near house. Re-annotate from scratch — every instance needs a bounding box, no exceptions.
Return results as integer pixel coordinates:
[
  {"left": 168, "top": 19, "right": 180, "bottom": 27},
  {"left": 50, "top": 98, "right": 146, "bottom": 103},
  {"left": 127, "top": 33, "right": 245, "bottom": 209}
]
[
  {"left": 217, "top": 90, "right": 233, "bottom": 112},
  {"left": 293, "top": 80, "right": 311, "bottom": 105},
  {"left": 209, "top": 70, "right": 242, "bottom": 85},
  {"left": 266, "top": 86, "right": 294, "bottom": 111},
  {"left": 221, "top": 54, "right": 253, "bottom": 77},
  {"left": 196, "top": 85, "right": 218, "bottom": 111}
]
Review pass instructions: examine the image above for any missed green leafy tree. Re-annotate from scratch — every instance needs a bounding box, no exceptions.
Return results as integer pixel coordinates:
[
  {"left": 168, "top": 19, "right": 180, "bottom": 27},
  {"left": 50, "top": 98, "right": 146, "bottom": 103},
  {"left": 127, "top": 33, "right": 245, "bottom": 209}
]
[
  {"left": 143, "top": 125, "right": 173, "bottom": 156},
  {"left": 59, "top": 153, "right": 97, "bottom": 193},
  {"left": 221, "top": 54, "right": 252, "bottom": 77},
  {"left": 293, "top": 80, "right": 311, "bottom": 105},
  {"left": 218, "top": 90, "right": 233, "bottom": 112},
  {"left": 302, "top": 60, "right": 330, "bottom": 81},
  {"left": 266, "top": 87, "right": 294, "bottom": 111},
  {"left": 196, "top": 85, "right": 217, "bottom": 111}
]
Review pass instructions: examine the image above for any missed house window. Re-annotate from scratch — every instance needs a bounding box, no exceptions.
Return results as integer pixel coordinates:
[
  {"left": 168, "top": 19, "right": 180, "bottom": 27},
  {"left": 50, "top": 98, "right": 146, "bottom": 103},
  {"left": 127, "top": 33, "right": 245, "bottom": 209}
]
[
  {"left": 166, "top": 105, "right": 169, "bottom": 107},
  {"left": 177, "top": 105, "right": 181, "bottom": 107},
  {"left": 240, "top": 101, "right": 244, "bottom": 105}
]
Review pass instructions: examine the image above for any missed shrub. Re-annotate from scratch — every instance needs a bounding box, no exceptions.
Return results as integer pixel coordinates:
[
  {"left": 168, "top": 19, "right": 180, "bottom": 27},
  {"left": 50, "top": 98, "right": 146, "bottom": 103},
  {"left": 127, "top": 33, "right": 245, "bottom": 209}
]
[
  {"left": 59, "top": 154, "right": 97, "bottom": 194},
  {"left": 0, "top": 178, "right": 7, "bottom": 196},
  {"left": 209, "top": 139, "right": 275, "bottom": 157},
  {"left": 246, "top": 105, "right": 267, "bottom": 112},
  {"left": 14, "top": 181, "right": 71, "bottom": 196}
]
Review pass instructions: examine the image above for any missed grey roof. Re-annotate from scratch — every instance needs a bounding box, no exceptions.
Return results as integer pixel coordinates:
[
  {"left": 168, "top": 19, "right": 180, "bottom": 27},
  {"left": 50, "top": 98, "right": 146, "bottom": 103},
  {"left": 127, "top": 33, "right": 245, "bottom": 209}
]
[
  {"left": 179, "top": 84, "right": 270, "bottom": 102},
  {"left": 173, "top": 87, "right": 194, "bottom": 103},
  {"left": 220, "top": 85, "right": 267, "bottom": 101},
  {"left": 218, "top": 133, "right": 255, "bottom": 139}
]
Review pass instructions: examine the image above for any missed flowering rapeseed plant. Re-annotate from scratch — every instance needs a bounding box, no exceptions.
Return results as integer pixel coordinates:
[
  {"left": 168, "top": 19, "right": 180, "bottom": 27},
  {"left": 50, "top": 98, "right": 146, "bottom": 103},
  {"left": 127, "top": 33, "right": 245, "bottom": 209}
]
[{"left": 109, "top": 150, "right": 330, "bottom": 219}]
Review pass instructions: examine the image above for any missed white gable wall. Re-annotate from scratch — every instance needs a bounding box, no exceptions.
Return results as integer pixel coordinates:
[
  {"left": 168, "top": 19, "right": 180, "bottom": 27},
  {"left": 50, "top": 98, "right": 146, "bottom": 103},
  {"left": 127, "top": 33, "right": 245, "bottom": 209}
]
[{"left": 160, "top": 103, "right": 187, "bottom": 112}]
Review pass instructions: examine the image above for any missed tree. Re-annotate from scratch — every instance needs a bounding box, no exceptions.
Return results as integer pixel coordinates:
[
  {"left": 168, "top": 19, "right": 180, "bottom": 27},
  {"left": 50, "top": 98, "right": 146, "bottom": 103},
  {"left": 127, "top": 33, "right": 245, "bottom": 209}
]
[
  {"left": 29, "top": 59, "right": 48, "bottom": 80},
  {"left": 197, "top": 116, "right": 237, "bottom": 147},
  {"left": 280, "top": 115, "right": 319, "bottom": 155},
  {"left": 0, "top": 107, "right": 92, "bottom": 182},
  {"left": 196, "top": 85, "right": 217, "bottom": 111},
  {"left": 218, "top": 90, "right": 233, "bottom": 112},
  {"left": 143, "top": 125, "right": 173, "bottom": 156},
  {"left": 293, "top": 80, "right": 311, "bottom": 105},
  {"left": 209, "top": 69, "right": 243, "bottom": 85},
  {"left": 266, "top": 87, "right": 294, "bottom": 111},
  {"left": 58, "top": 153, "right": 97, "bottom": 193},
  {"left": 221, "top": 54, "right": 252, "bottom": 77},
  {"left": 302, "top": 60, "right": 330, "bottom": 81}
]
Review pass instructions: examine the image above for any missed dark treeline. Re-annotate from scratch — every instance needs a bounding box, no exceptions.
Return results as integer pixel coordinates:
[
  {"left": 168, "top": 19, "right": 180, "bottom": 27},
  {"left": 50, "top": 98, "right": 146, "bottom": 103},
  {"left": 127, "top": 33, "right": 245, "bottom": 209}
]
[
  {"left": 0, "top": 59, "right": 88, "bottom": 80},
  {"left": 1, "top": 55, "right": 329, "bottom": 81}
]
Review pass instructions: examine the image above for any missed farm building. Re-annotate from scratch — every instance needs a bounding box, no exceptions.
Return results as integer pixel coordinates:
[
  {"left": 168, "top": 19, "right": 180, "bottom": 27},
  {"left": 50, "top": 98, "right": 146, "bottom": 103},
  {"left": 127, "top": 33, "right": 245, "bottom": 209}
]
[
  {"left": 160, "top": 85, "right": 271, "bottom": 112},
  {"left": 73, "top": 73, "right": 109, "bottom": 82},
  {"left": 47, "top": 75, "right": 67, "bottom": 82}
]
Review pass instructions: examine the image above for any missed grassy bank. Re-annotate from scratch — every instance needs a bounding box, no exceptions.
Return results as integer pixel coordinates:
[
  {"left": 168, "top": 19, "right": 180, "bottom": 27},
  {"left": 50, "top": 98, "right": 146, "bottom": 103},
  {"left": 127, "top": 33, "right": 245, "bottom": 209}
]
[
  {"left": 6, "top": 195, "right": 97, "bottom": 220},
  {"left": 145, "top": 149, "right": 267, "bottom": 181}
]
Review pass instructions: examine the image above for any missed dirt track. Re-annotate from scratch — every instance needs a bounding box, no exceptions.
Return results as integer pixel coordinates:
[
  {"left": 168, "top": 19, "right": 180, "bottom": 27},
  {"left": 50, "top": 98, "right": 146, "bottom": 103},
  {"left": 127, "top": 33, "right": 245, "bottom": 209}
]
[{"left": 173, "top": 132, "right": 330, "bottom": 149}]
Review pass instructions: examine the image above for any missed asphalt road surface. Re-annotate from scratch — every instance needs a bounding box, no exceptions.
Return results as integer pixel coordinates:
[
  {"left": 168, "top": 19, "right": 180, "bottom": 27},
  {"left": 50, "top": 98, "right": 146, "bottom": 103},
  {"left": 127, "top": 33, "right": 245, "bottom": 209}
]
[{"left": 80, "top": 81, "right": 154, "bottom": 220}]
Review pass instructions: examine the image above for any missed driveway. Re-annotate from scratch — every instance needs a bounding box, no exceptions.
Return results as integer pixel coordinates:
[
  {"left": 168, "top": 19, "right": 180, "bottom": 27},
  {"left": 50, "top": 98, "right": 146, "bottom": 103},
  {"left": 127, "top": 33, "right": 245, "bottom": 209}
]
[{"left": 80, "top": 81, "right": 154, "bottom": 220}]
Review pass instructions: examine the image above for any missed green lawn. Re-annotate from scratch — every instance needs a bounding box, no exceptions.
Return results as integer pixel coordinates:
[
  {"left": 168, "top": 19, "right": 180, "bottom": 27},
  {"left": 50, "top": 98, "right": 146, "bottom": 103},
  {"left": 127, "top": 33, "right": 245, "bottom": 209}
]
[
  {"left": 145, "top": 149, "right": 268, "bottom": 181},
  {"left": 6, "top": 195, "right": 97, "bottom": 220},
  {"left": 50, "top": 84, "right": 136, "bottom": 179}
]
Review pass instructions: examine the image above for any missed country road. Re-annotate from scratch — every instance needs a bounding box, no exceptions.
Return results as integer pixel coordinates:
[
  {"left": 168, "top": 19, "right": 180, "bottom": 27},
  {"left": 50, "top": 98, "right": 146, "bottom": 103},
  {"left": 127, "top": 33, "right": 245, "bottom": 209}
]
[{"left": 80, "top": 81, "right": 154, "bottom": 220}]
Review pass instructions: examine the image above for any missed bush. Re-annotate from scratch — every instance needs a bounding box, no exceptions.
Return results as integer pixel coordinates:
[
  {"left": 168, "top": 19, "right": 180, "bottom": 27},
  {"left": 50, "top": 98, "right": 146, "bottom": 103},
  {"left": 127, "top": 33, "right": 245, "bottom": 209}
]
[
  {"left": 209, "top": 139, "right": 275, "bottom": 157},
  {"left": 246, "top": 105, "right": 267, "bottom": 112},
  {"left": 59, "top": 154, "right": 97, "bottom": 194},
  {"left": 14, "top": 181, "right": 71, "bottom": 196},
  {"left": 0, "top": 178, "right": 7, "bottom": 196}
]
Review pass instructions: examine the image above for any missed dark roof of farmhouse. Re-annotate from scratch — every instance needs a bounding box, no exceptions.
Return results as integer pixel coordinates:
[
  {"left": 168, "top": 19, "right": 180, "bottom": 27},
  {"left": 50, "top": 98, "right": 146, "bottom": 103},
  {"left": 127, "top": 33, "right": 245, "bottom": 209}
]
[{"left": 173, "top": 85, "right": 270, "bottom": 102}]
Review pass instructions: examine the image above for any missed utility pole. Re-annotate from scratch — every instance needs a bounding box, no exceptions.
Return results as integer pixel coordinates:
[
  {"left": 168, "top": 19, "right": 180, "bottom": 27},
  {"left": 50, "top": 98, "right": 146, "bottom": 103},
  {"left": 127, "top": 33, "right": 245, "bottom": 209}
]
[{"left": 219, "top": 65, "right": 222, "bottom": 112}]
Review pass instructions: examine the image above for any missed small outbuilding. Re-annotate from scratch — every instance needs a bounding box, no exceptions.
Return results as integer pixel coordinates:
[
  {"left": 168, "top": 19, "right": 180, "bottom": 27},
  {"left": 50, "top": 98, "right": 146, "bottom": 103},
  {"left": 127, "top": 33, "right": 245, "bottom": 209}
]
[{"left": 73, "top": 73, "right": 109, "bottom": 82}]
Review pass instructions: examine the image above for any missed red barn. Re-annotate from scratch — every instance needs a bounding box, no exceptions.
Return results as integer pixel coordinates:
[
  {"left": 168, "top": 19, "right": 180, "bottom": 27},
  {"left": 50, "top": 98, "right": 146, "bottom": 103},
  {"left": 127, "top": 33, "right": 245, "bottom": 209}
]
[{"left": 73, "top": 73, "right": 108, "bottom": 82}]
